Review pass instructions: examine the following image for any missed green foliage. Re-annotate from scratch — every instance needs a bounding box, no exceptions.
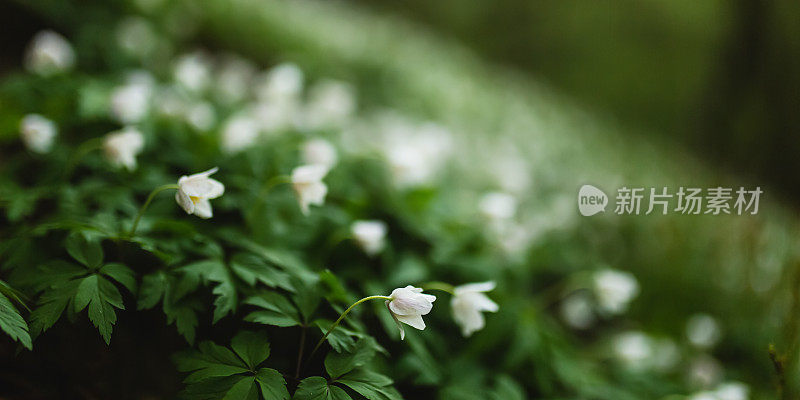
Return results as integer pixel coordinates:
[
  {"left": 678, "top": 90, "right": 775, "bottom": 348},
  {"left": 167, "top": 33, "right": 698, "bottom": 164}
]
[{"left": 175, "top": 331, "right": 289, "bottom": 400}]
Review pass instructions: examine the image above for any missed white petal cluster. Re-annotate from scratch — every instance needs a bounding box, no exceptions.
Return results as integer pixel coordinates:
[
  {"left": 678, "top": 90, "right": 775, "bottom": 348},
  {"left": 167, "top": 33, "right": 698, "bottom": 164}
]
[
  {"left": 686, "top": 314, "right": 722, "bottom": 350},
  {"left": 301, "top": 79, "right": 356, "bottom": 129},
  {"left": 301, "top": 138, "right": 338, "bottom": 170},
  {"left": 611, "top": 331, "right": 652, "bottom": 369},
  {"left": 386, "top": 286, "right": 436, "bottom": 340},
  {"left": 478, "top": 192, "right": 517, "bottom": 221},
  {"left": 689, "top": 382, "right": 749, "bottom": 400},
  {"left": 255, "top": 63, "right": 304, "bottom": 103},
  {"left": 214, "top": 55, "right": 257, "bottom": 104},
  {"left": 221, "top": 114, "right": 260, "bottom": 153},
  {"left": 559, "top": 292, "right": 596, "bottom": 330},
  {"left": 103, "top": 127, "right": 145, "bottom": 171},
  {"left": 451, "top": 282, "right": 498, "bottom": 337},
  {"left": 593, "top": 269, "right": 639, "bottom": 315},
  {"left": 109, "top": 78, "right": 152, "bottom": 124},
  {"left": 173, "top": 52, "right": 211, "bottom": 93},
  {"left": 24, "top": 30, "right": 75, "bottom": 76},
  {"left": 175, "top": 168, "right": 225, "bottom": 219},
  {"left": 20, "top": 114, "right": 57, "bottom": 154},
  {"left": 381, "top": 121, "right": 453, "bottom": 187},
  {"left": 351, "top": 220, "right": 387, "bottom": 256},
  {"left": 291, "top": 164, "right": 328, "bottom": 215},
  {"left": 185, "top": 101, "right": 217, "bottom": 131}
]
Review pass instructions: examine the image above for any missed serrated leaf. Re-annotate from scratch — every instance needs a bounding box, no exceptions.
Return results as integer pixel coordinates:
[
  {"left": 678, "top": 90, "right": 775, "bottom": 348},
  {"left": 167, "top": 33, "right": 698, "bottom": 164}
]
[
  {"left": 294, "top": 376, "right": 352, "bottom": 400},
  {"left": 175, "top": 340, "right": 250, "bottom": 383},
  {"left": 138, "top": 272, "right": 167, "bottom": 310},
  {"left": 230, "top": 253, "right": 295, "bottom": 292},
  {"left": 65, "top": 232, "right": 103, "bottom": 268},
  {"left": 29, "top": 279, "right": 80, "bottom": 338},
  {"left": 74, "top": 274, "right": 124, "bottom": 344},
  {"left": 100, "top": 262, "right": 137, "bottom": 293},
  {"left": 335, "top": 369, "right": 399, "bottom": 400},
  {"left": 223, "top": 376, "right": 259, "bottom": 400},
  {"left": 0, "top": 292, "right": 32, "bottom": 349},
  {"left": 255, "top": 368, "right": 289, "bottom": 400},
  {"left": 243, "top": 292, "right": 301, "bottom": 327},
  {"left": 324, "top": 338, "right": 378, "bottom": 378},
  {"left": 231, "top": 330, "right": 271, "bottom": 370},
  {"left": 182, "top": 259, "right": 237, "bottom": 323},
  {"left": 315, "top": 320, "right": 361, "bottom": 353}
]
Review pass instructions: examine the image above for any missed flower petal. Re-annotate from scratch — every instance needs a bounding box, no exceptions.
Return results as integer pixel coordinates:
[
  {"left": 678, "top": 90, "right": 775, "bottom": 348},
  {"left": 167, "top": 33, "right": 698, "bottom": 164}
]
[
  {"left": 455, "top": 281, "right": 496, "bottom": 294},
  {"left": 175, "top": 189, "right": 194, "bottom": 214},
  {"left": 395, "top": 313, "right": 426, "bottom": 331},
  {"left": 192, "top": 198, "right": 213, "bottom": 219}
]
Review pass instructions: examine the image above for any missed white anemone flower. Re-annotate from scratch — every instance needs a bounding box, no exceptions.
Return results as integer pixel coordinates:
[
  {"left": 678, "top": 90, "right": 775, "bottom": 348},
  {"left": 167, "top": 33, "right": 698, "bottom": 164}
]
[
  {"left": 291, "top": 164, "right": 328, "bottom": 215},
  {"left": 351, "top": 220, "right": 387, "bottom": 256},
  {"left": 255, "top": 63, "right": 304, "bottom": 103},
  {"left": 302, "top": 79, "right": 356, "bottom": 129},
  {"left": 301, "top": 138, "right": 338, "bottom": 170},
  {"left": 612, "top": 331, "right": 653, "bottom": 370},
  {"left": 185, "top": 101, "right": 216, "bottom": 131},
  {"left": 175, "top": 167, "right": 225, "bottom": 219},
  {"left": 221, "top": 114, "right": 259, "bottom": 153},
  {"left": 560, "top": 291, "right": 596, "bottom": 330},
  {"left": 686, "top": 314, "right": 722, "bottom": 350},
  {"left": 24, "top": 30, "right": 75, "bottom": 76},
  {"left": 479, "top": 192, "right": 517, "bottom": 221},
  {"left": 173, "top": 52, "right": 211, "bottom": 93},
  {"left": 103, "top": 127, "right": 144, "bottom": 171},
  {"left": 214, "top": 55, "right": 257, "bottom": 104},
  {"left": 20, "top": 114, "right": 57, "bottom": 154},
  {"left": 714, "top": 382, "right": 749, "bottom": 400},
  {"left": 110, "top": 81, "right": 151, "bottom": 124},
  {"left": 593, "top": 269, "right": 639, "bottom": 315},
  {"left": 451, "top": 282, "right": 499, "bottom": 337},
  {"left": 386, "top": 286, "right": 436, "bottom": 340}
]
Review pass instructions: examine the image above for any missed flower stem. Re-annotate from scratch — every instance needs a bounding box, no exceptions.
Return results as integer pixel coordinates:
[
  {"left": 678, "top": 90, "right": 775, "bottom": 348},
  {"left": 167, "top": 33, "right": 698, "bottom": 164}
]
[
  {"left": 421, "top": 281, "right": 456, "bottom": 295},
  {"left": 127, "top": 184, "right": 180, "bottom": 238},
  {"left": 63, "top": 137, "right": 104, "bottom": 178},
  {"left": 306, "top": 295, "right": 392, "bottom": 361},
  {"left": 260, "top": 175, "right": 291, "bottom": 198}
]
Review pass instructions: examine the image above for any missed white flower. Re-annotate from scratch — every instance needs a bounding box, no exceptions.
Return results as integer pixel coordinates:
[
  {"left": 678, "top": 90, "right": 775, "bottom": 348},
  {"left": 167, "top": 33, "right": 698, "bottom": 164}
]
[
  {"left": 291, "top": 164, "right": 328, "bottom": 215},
  {"left": 214, "top": 55, "right": 257, "bottom": 104},
  {"left": 185, "top": 101, "right": 216, "bottom": 131},
  {"left": 612, "top": 331, "right": 653, "bottom": 369},
  {"left": 351, "top": 220, "right": 387, "bottom": 256},
  {"left": 686, "top": 314, "right": 722, "bottom": 350},
  {"left": 301, "top": 79, "right": 356, "bottom": 129},
  {"left": 451, "top": 282, "right": 498, "bottom": 337},
  {"left": 255, "top": 63, "right": 304, "bottom": 103},
  {"left": 103, "top": 127, "right": 144, "bottom": 171},
  {"left": 20, "top": 114, "right": 57, "bottom": 153},
  {"left": 381, "top": 120, "right": 453, "bottom": 187},
  {"left": 386, "top": 285, "right": 436, "bottom": 340},
  {"left": 478, "top": 192, "right": 517, "bottom": 221},
  {"left": 175, "top": 167, "right": 225, "bottom": 219},
  {"left": 173, "top": 52, "right": 211, "bottom": 93},
  {"left": 110, "top": 81, "right": 151, "bottom": 124},
  {"left": 249, "top": 100, "right": 296, "bottom": 134},
  {"left": 301, "top": 139, "right": 338, "bottom": 170},
  {"left": 221, "top": 114, "right": 259, "bottom": 153},
  {"left": 687, "top": 355, "right": 723, "bottom": 389},
  {"left": 560, "top": 291, "right": 595, "bottom": 330},
  {"left": 714, "top": 382, "right": 749, "bottom": 400},
  {"left": 593, "top": 269, "right": 639, "bottom": 315},
  {"left": 24, "top": 30, "right": 75, "bottom": 76}
]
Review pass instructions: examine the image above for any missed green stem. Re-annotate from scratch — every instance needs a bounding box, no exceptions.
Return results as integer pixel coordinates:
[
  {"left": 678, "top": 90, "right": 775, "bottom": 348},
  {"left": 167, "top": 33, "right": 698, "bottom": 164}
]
[
  {"left": 306, "top": 295, "right": 392, "bottom": 361},
  {"left": 259, "top": 175, "right": 291, "bottom": 198},
  {"left": 127, "top": 184, "right": 180, "bottom": 238},
  {"left": 421, "top": 281, "right": 456, "bottom": 295}
]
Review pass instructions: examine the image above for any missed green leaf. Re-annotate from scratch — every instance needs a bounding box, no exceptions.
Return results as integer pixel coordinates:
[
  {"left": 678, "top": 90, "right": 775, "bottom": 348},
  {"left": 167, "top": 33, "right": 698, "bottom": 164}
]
[
  {"left": 315, "top": 320, "right": 361, "bottom": 353},
  {"left": 65, "top": 232, "right": 103, "bottom": 268},
  {"left": 74, "top": 274, "right": 125, "bottom": 344},
  {"left": 29, "top": 279, "right": 81, "bottom": 338},
  {"left": 0, "top": 291, "right": 32, "bottom": 349},
  {"left": 324, "top": 338, "right": 378, "bottom": 379},
  {"left": 175, "top": 340, "right": 250, "bottom": 383},
  {"left": 182, "top": 259, "right": 237, "bottom": 323},
  {"left": 138, "top": 272, "right": 168, "bottom": 310},
  {"left": 138, "top": 271, "right": 202, "bottom": 344},
  {"left": 231, "top": 253, "right": 295, "bottom": 292},
  {"left": 335, "top": 369, "right": 398, "bottom": 400},
  {"left": 255, "top": 368, "right": 289, "bottom": 400},
  {"left": 223, "top": 376, "right": 260, "bottom": 400},
  {"left": 230, "top": 330, "right": 271, "bottom": 370},
  {"left": 243, "top": 292, "right": 301, "bottom": 327},
  {"left": 490, "top": 375, "right": 526, "bottom": 400},
  {"left": 294, "top": 377, "right": 351, "bottom": 400},
  {"left": 100, "top": 262, "right": 137, "bottom": 293}
]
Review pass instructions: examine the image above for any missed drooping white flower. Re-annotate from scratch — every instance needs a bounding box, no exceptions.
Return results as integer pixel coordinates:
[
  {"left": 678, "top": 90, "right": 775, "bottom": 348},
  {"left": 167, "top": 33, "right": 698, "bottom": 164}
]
[
  {"left": 175, "top": 167, "right": 225, "bottom": 219},
  {"left": 20, "top": 114, "right": 57, "bottom": 154},
  {"left": 386, "top": 285, "right": 436, "bottom": 340},
  {"left": 255, "top": 63, "right": 304, "bottom": 103},
  {"left": 109, "top": 80, "right": 152, "bottom": 124},
  {"left": 612, "top": 331, "right": 653, "bottom": 369},
  {"left": 103, "top": 127, "right": 144, "bottom": 171},
  {"left": 301, "top": 138, "right": 338, "bottom": 170},
  {"left": 301, "top": 79, "right": 356, "bottom": 129},
  {"left": 24, "top": 30, "right": 75, "bottom": 76},
  {"left": 560, "top": 291, "right": 595, "bottom": 330},
  {"left": 291, "top": 164, "right": 328, "bottom": 215},
  {"left": 351, "top": 220, "right": 387, "bottom": 256},
  {"left": 479, "top": 192, "right": 517, "bottom": 221},
  {"left": 451, "top": 281, "right": 498, "bottom": 337},
  {"left": 686, "top": 314, "right": 722, "bottom": 350},
  {"left": 221, "top": 114, "right": 259, "bottom": 153},
  {"left": 593, "top": 269, "right": 639, "bottom": 315},
  {"left": 173, "top": 52, "right": 211, "bottom": 93}
]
